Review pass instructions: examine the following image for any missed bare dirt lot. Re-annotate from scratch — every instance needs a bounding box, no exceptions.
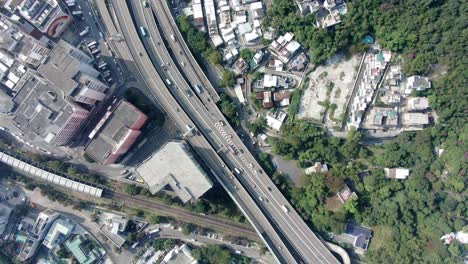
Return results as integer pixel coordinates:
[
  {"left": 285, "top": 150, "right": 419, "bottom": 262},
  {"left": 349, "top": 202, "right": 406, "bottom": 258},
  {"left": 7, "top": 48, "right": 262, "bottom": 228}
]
[{"left": 298, "top": 53, "right": 361, "bottom": 125}]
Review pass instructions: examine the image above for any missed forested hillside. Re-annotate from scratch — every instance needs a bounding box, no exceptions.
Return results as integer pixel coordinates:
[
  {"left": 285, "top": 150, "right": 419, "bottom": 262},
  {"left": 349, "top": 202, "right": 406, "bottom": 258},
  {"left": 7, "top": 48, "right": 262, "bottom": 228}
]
[{"left": 264, "top": 0, "right": 467, "bottom": 263}]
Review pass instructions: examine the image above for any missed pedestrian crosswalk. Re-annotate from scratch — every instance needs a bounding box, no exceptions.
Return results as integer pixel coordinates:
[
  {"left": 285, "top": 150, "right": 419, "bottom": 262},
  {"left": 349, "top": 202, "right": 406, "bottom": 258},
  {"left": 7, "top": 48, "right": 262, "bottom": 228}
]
[{"left": 215, "top": 121, "right": 261, "bottom": 182}]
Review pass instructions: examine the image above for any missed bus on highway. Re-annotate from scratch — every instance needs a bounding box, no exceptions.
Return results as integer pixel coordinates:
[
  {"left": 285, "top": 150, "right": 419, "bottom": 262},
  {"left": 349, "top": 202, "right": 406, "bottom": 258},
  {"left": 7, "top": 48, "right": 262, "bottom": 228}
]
[
  {"left": 193, "top": 84, "right": 203, "bottom": 94},
  {"left": 140, "top": 26, "right": 147, "bottom": 37}
]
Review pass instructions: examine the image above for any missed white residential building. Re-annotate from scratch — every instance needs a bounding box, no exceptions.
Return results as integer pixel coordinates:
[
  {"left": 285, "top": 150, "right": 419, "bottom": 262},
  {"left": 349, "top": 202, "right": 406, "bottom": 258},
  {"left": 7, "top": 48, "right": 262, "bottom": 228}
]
[
  {"left": 405, "top": 75, "right": 431, "bottom": 94},
  {"left": 204, "top": 0, "right": 224, "bottom": 47},
  {"left": 384, "top": 168, "right": 409, "bottom": 179},
  {"left": 266, "top": 111, "right": 287, "bottom": 131}
]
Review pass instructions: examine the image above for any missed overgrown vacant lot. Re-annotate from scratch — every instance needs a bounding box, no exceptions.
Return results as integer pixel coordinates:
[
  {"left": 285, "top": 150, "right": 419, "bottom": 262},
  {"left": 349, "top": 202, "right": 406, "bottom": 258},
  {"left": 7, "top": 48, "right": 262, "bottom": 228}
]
[{"left": 298, "top": 53, "right": 360, "bottom": 123}]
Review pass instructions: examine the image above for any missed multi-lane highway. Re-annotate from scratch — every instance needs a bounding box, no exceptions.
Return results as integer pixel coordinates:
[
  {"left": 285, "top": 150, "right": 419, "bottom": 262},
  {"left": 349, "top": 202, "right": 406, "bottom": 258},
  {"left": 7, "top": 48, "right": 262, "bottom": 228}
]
[
  {"left": 107, "top": 0, "right": 340, "bottom": 263},
  {"left": 146, "top": 1, "right": 340, "bottom": 264},
  {"left": 105, "top": 1, "right": 296, "bottom": 263}
]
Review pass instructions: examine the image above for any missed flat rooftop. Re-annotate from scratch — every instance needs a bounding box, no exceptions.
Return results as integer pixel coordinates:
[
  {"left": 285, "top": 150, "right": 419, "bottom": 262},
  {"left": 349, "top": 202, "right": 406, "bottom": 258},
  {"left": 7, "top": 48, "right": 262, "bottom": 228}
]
[
  {"left": 37, "top": 40, "right": 97, "bottom": 96},
  {"left": 136, "top": 141, "right": 213, "bottom": 203},
  {"left": 84, "top": 100, "right": 147, "bottom": 164},
  {"left": 12, "top": 74, "right": 84, "bottom": 142}
]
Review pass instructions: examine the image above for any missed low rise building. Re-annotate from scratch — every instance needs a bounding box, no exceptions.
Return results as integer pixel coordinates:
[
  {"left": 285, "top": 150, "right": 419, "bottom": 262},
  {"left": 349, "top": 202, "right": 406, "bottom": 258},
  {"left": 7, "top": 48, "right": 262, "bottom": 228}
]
[
  {"left": 222, "top": 46, "right": 239, "bottom": 64},
  {"left": 273, "top": 90, "right": 291, "bottom": 107},
  {"left": 402, "top": 112, "right": 429, "bottom": 129},
  {"left": 342, "top": 223, "right": 372, "bottom": 251},
  {"left": 268, "top": 58, "right": 283, "bottom": 71},
  {"left": 252, "top": 50, "right": 265, "bottom": 66},
  {"left": 266, "top": 111, "right": 287, "bottom": 131},
  {"left": 42, "top": 217, "right": 75, "bottom": 249},
  {"left": 288, "top": 52, "right": 308, "bottom": 71},
  {"left": 295, "top": 0, "right": 320, "bottom": 15},
  {"left": 136, "top": 141, "right": 213, "bottom": 203},
  {"left": 99, "top": 213, "right": 128, "bottom": 249},
  {"left": 263, "top": 74, "right": 278, "bottom": 88},
  {"left": 380, "top": 86, "right": 402, "bottom": 105},
  {"left": 162, "top": 244, "right": 197, "bottom": 264},
  {"left": 336, "top": 184, "right": 358, "bottom": 204},
  {"left": 384, "top": 168, "right": 409, "bottom": 179},
  {"left": 249, "top": 1, "right": 264, "bottom": 19},
  {"left": 234, "top": 83, "right": 246, "bottom": 104},
  {"left": 84, "top": 100, "right": 148, "bottom": 165},
  {"left": 315, "top": 7, "right": 342, "bottom": 28},
  {"left": 17, "top": 209, "right": 58, "bottom": 261},
  {"left": 204, "top": 0, "right": 223, "bottom": 47},
  {"left": 407, "top": 97, "right": 429, "bottom": 111},
  {"left": 192, "top": 0, "right": 204, "bottom": 28},
  {"left": 269, "top": 32, "right": 301, "bottom": 63},
  {"left": 404, "top": 75, "right": 431, "bottom": 94},
  {"left": 233, "top": 58, "right": 249, "bottom": 74},
  {"left": 0, "top": 16, "right": 51, "bottom": 92},
  {"left": 347, "top": 49, "right": 391, "bottom": 130},
  {"left": 11, "top": 74, "right": 90, "bottom": 146},
  {"left": 262, "top": 91, "right": 273, "bottom": 108},
  {"left": 64, "top": 234, "right": 102, "bottom": 264},
  {"left": 304, "top": 162, "right": 328, "bottom": 174},
  {"left": 365, "top": 107, "right": 398, "bottom": 128}
]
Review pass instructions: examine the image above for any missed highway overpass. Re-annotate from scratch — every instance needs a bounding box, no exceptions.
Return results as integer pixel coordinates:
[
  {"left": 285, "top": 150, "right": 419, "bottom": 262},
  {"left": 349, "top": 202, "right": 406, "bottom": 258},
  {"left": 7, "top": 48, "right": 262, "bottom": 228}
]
[{"left": 106, "top": 0, "right": 340, "bottom": 263}]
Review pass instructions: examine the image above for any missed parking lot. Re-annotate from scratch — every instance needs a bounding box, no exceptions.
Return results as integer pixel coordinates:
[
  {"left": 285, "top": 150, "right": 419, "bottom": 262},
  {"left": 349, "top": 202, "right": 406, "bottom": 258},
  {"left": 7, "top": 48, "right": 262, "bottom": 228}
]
[{"left": 61, "top": 0, "right": 125, "bottom": 87}]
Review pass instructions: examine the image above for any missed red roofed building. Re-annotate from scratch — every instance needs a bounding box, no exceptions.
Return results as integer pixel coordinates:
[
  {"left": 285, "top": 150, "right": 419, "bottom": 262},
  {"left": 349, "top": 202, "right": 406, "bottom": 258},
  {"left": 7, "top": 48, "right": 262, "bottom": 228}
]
[
  {"left": 263, "top": 91, "right": 273, "bottom": 108},
  {"left": 273, "top": 90, "right": 291, "bottom": 101},
  {"left": 84, "top": 100, "right": 148, "bottom": 165},
  {"left": 255, "top": 92, "right": 264, "bottom": 100}
]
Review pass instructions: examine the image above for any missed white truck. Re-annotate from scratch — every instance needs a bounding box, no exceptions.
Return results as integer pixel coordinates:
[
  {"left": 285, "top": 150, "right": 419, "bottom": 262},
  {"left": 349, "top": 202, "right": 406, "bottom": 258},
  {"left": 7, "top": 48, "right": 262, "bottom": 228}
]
[
  {"left": 148, "top": 228, "right": 160, "bottom": 234},
  {"left": 79, "top": 27, "right": 89, "bottom": 37}
]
